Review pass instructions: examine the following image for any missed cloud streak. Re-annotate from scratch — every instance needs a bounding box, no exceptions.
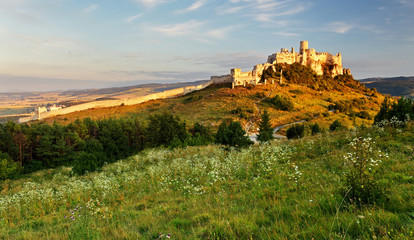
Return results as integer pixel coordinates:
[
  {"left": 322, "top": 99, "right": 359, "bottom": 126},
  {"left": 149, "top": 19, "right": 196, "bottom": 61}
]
[
  {"left": 82, "top": 4, "right": 98, "bottom": 14},
  {"left": 126, "top": 12, "right": 145, "bottom": 23},
  {"left": 178, "top": 0, "right": 208, "bottom": 13}
]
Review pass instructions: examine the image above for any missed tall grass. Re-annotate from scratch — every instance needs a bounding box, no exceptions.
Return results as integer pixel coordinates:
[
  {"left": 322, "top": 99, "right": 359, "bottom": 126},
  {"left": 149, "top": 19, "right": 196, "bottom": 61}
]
[{"left": 0, "top": 123, "right": 413, "bottom": 239}]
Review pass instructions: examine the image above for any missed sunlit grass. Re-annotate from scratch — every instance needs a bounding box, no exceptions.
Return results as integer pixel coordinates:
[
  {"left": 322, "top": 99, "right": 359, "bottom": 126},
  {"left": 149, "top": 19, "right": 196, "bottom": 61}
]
[
  {"left": 43, "top": 83, "right": 383, "bottom": 134},
  {"left": 1, "top": 123, "right": 412, "bottom": 239}
]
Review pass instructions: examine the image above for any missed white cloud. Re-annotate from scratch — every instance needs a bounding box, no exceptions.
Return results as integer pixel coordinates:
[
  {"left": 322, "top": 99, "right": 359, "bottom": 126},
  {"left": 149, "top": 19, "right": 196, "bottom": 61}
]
[
  {"left": 150, "top": 20, "right": 237, "bottom": 43},
  {"left": 153, "top": 20, "right": 205, "bottom": 36},
  {"left": 217, "top": 0, "right": 306, "bottom": 24},
  {"left": 183, "top": 0, "right": 208, "bottom": 12},
  {"left": 131, "top": 0, "right": 170, "bottom": 7},
  {"left": 273, "top": 31, "right": 299, "bottom": 37},
  {"left": 83, "top": 4, "right": 98, "bottom": 14},
  {"left": 326, "top": 22, "right": 354, "bottom": 34},
  {"left": 126, "top": 13, "right": 145, "bottom": 23}
]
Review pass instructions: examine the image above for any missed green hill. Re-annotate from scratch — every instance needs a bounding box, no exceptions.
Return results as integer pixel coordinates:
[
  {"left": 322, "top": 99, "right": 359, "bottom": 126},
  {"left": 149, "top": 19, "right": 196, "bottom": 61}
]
[
  {"left": 359, "top": 76, "right": 414, "bottom": 99},
  {"left": 0, "top": 124, "right": 413, "bottom": 239}
]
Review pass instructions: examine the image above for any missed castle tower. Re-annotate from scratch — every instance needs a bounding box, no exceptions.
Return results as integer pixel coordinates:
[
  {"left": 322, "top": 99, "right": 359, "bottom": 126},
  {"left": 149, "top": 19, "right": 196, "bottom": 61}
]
[{"left": 300, "top": 41, "right": 308, "bottom": 55}]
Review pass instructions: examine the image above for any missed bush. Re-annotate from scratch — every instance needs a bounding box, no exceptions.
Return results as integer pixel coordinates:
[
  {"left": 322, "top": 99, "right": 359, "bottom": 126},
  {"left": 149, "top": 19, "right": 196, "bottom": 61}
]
[
  {"left": 357, "top": 111, "right": 371, "bottom": 120},
  {"left": 231, "top": 107, "right": 243, "bottom": 114},
  {"left": 265, "top": 95, "right": 294, "bottom": 111},
  {"left": 311, "top": 123, "right": 321, "bottom": 135},
  {"left": 341, "top": 137, "right": 387, "bottom": 206},
  {"left": 71, "top": 151, "right": 102, "bottom": 175},
  {"left": 286, "top": 124, "right": 305, "bottom": 139},
  {"left": 289, "top": 89, "right": 304, "bottom": 95},
  {"left": 0, "top": 152, "right": 21, "bottom": 180},
  {"left": 329, "top": 120, "right": 343, "bottom": 131}
]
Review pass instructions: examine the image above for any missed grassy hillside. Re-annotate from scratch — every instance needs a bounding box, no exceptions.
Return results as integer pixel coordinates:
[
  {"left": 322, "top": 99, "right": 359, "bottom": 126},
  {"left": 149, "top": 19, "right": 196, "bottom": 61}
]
[
  {"left": 360, "top": 76, "right": 414, "bottom": 99},
  {"left": 0, "top": 123, "right": 413, "bottom": 239},
  {"left": 43, "top": 80, "right": 384, "bottom": 133}
]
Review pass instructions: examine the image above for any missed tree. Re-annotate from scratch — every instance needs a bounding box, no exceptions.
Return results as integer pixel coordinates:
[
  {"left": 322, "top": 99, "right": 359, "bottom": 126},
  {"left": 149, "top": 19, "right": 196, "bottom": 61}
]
[
  {"left": 257, "top": 110, "right": 273, "bottom": 142},
  {"left": 215, "top": 120, "right": 253, "bottom": 147},
  {"left": 0, "top": 151, "right": 21, "bottom": 180},
  {"left": 286, "top": 124, "right": 305, "bottom": 139},
  {"left": 146, "top": 113, "right": 188, "bottom": 147}
]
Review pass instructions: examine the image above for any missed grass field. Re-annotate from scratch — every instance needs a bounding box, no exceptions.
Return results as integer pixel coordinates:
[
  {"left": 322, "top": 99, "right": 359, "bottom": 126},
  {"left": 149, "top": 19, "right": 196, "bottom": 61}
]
[{"left": 1, "top": 122, "right": 412, "bottom": 239}]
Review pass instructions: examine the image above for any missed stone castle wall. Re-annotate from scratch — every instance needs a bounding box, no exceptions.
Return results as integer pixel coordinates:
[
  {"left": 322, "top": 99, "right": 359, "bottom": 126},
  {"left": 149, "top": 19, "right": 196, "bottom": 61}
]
[{"left": 19, "top": 80, "right": 214, "bottom": 123}]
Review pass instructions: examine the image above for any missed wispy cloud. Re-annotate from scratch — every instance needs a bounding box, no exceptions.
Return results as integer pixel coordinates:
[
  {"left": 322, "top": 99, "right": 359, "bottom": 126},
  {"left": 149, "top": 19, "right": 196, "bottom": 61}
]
[
  {"left": 326, "top": 22, "right": 354, "bottom": 34},
  {"left": 131, "top": 0, "right": 171, "bottom": 8},
  {"left": 273, "top": 31, "right": 299, "bottom": 37},
  {"left": 153, "top": 20, "right": 205, "bottom": 36},
  {"left": 150, "top": 20, "right": 237, "bottom": 42},
  {"left": 82, "top": 4, "right": 98, "bottom": 14},
  {"left": 177, "top": 0, "right": 208, "bottom": 13},
  {"left": 217, "top": 0, "right": 307, "bottom": 24},
  {"left": 126, "top": 12, "right": 145, "bottom": 23}
]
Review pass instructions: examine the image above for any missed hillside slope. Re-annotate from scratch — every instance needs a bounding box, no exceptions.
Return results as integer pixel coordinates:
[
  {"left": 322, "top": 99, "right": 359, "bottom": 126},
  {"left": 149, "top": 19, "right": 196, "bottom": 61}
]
[
  {"left": 359, "top": 76, "right": 414, "bottom": 99},
  {"left": 43, "top": 65, "right": 384, "bottom": 133},
  {"left": 0, "top": 124, "right": 412, "bottom": 239}
]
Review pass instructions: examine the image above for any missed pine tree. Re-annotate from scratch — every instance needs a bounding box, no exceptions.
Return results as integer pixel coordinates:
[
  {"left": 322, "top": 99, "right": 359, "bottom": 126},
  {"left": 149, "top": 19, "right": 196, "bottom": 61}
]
[{"left": 257, "top": 110, "right": 274, "bottom": 142}]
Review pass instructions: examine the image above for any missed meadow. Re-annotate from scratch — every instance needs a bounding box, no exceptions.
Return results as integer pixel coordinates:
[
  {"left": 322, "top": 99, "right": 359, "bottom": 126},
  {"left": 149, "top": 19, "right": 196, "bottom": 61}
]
[{"left": 0, "top": 122, "right": 412, "bottom": 239}]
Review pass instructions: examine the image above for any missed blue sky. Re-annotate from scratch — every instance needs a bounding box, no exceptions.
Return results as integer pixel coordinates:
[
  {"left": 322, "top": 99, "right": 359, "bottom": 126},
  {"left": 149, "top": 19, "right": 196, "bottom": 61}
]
[{"left": 0, "top": 0, "right": 413, "bottom": 91}]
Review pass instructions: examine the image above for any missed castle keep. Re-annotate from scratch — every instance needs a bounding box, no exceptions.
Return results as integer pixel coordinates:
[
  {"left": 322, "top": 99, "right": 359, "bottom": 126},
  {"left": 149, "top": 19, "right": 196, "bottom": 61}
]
[{"left": 210, "top": 41, "right": 351, "bottom": 88}]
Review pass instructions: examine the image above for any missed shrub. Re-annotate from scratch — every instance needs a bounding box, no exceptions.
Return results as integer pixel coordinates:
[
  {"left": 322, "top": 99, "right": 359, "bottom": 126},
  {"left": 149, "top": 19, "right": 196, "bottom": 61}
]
[
  {"left": 341, "top": 136, "right": 387, "bottom": 206},
  {"left": 71, "top": 151, "right": 101, "bottom": 175},
  {"left": 323, "top": 112, "right": 330, "bottom": 117},
  {"left": 286, "top": 124, "right": 305, "bottom": 139},
  {"left": 289, "top": 89, "right": 304, "bottom": 95},
  {"left": 357, "top": 111, "right": 371, "bottom": 120},
  {"left": 231, "top": 107, "right": 243, "bottom": 114},
  {"left": 311, "top": 123, "right": 321, "bottom": 135},
  {"left": 215, "top": 121, "right": 253, "bottom": 147},
  {"left": 0, "top": 152, "right": 21, "bottom": 180},
  {"left": 329, "top": 120, "right": 343, "bottom": 131},
  {"left": 265, "top": 95, "right": 294, "bottom": 111}
]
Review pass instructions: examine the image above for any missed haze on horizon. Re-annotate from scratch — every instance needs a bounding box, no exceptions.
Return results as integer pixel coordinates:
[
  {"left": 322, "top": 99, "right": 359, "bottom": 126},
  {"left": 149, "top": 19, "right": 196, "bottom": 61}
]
[{"left": 0, "top": 0, "right": 413, "bottom": 92}]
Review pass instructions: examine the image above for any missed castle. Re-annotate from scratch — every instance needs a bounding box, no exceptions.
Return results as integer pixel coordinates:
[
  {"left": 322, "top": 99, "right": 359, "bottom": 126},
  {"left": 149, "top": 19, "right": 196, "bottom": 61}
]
[{"left": 210, "top": 41, "right": 351, "bottom": 88}]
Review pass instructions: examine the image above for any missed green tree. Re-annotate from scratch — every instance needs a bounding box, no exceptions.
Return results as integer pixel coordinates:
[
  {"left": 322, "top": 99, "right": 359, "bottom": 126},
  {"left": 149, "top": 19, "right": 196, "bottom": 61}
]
[
  {"left": 257, "top": 110, "right": 274, "bottom": 142},
  {"left": 215, "top": 120, "right": 253, "bottom": 147},
  {"left": 286, "top": 124, "right": 305, "bottom": 139},
  {"left": 0, "top": 151, "right": 21, "bottom": 180},
  {"left": 146, "top": 113, "right": 188, "bottom": 148}
]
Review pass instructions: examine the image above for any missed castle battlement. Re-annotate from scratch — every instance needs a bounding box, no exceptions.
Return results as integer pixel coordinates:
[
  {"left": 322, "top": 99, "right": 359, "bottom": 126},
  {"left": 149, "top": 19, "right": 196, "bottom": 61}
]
[{"left": 211, "top": 41, "right": 351, "bottom": 88}]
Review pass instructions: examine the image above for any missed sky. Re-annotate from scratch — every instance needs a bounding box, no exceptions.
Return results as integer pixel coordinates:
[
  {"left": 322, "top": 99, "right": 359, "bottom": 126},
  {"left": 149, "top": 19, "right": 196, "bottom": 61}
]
[{"left": 0, "top": 0, "right": 413, "bottom": 92}]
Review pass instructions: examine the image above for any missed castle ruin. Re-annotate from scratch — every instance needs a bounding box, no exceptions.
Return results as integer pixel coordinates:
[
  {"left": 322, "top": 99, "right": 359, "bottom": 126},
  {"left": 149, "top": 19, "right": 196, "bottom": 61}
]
[{"left": 210, "top": 41, "right": 351, "bottom": 88}]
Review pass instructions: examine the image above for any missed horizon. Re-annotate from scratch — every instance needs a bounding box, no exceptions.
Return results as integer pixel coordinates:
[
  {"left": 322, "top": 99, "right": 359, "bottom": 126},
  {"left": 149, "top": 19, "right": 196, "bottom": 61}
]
[{"left": 1, "top": 0, "right": 413, "bottom": 92}]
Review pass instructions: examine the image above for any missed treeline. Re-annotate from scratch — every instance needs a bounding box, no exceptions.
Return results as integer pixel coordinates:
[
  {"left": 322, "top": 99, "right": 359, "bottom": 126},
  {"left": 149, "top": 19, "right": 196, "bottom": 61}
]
[
  {"left": 0, "top": 114, "right": 216, "bottom": 178},
  {"left": 374, "top": 97, "right": 414, "bottom": 123},
  {"left": 0, "top": 113, "right": 256, "bottom": 179}
]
